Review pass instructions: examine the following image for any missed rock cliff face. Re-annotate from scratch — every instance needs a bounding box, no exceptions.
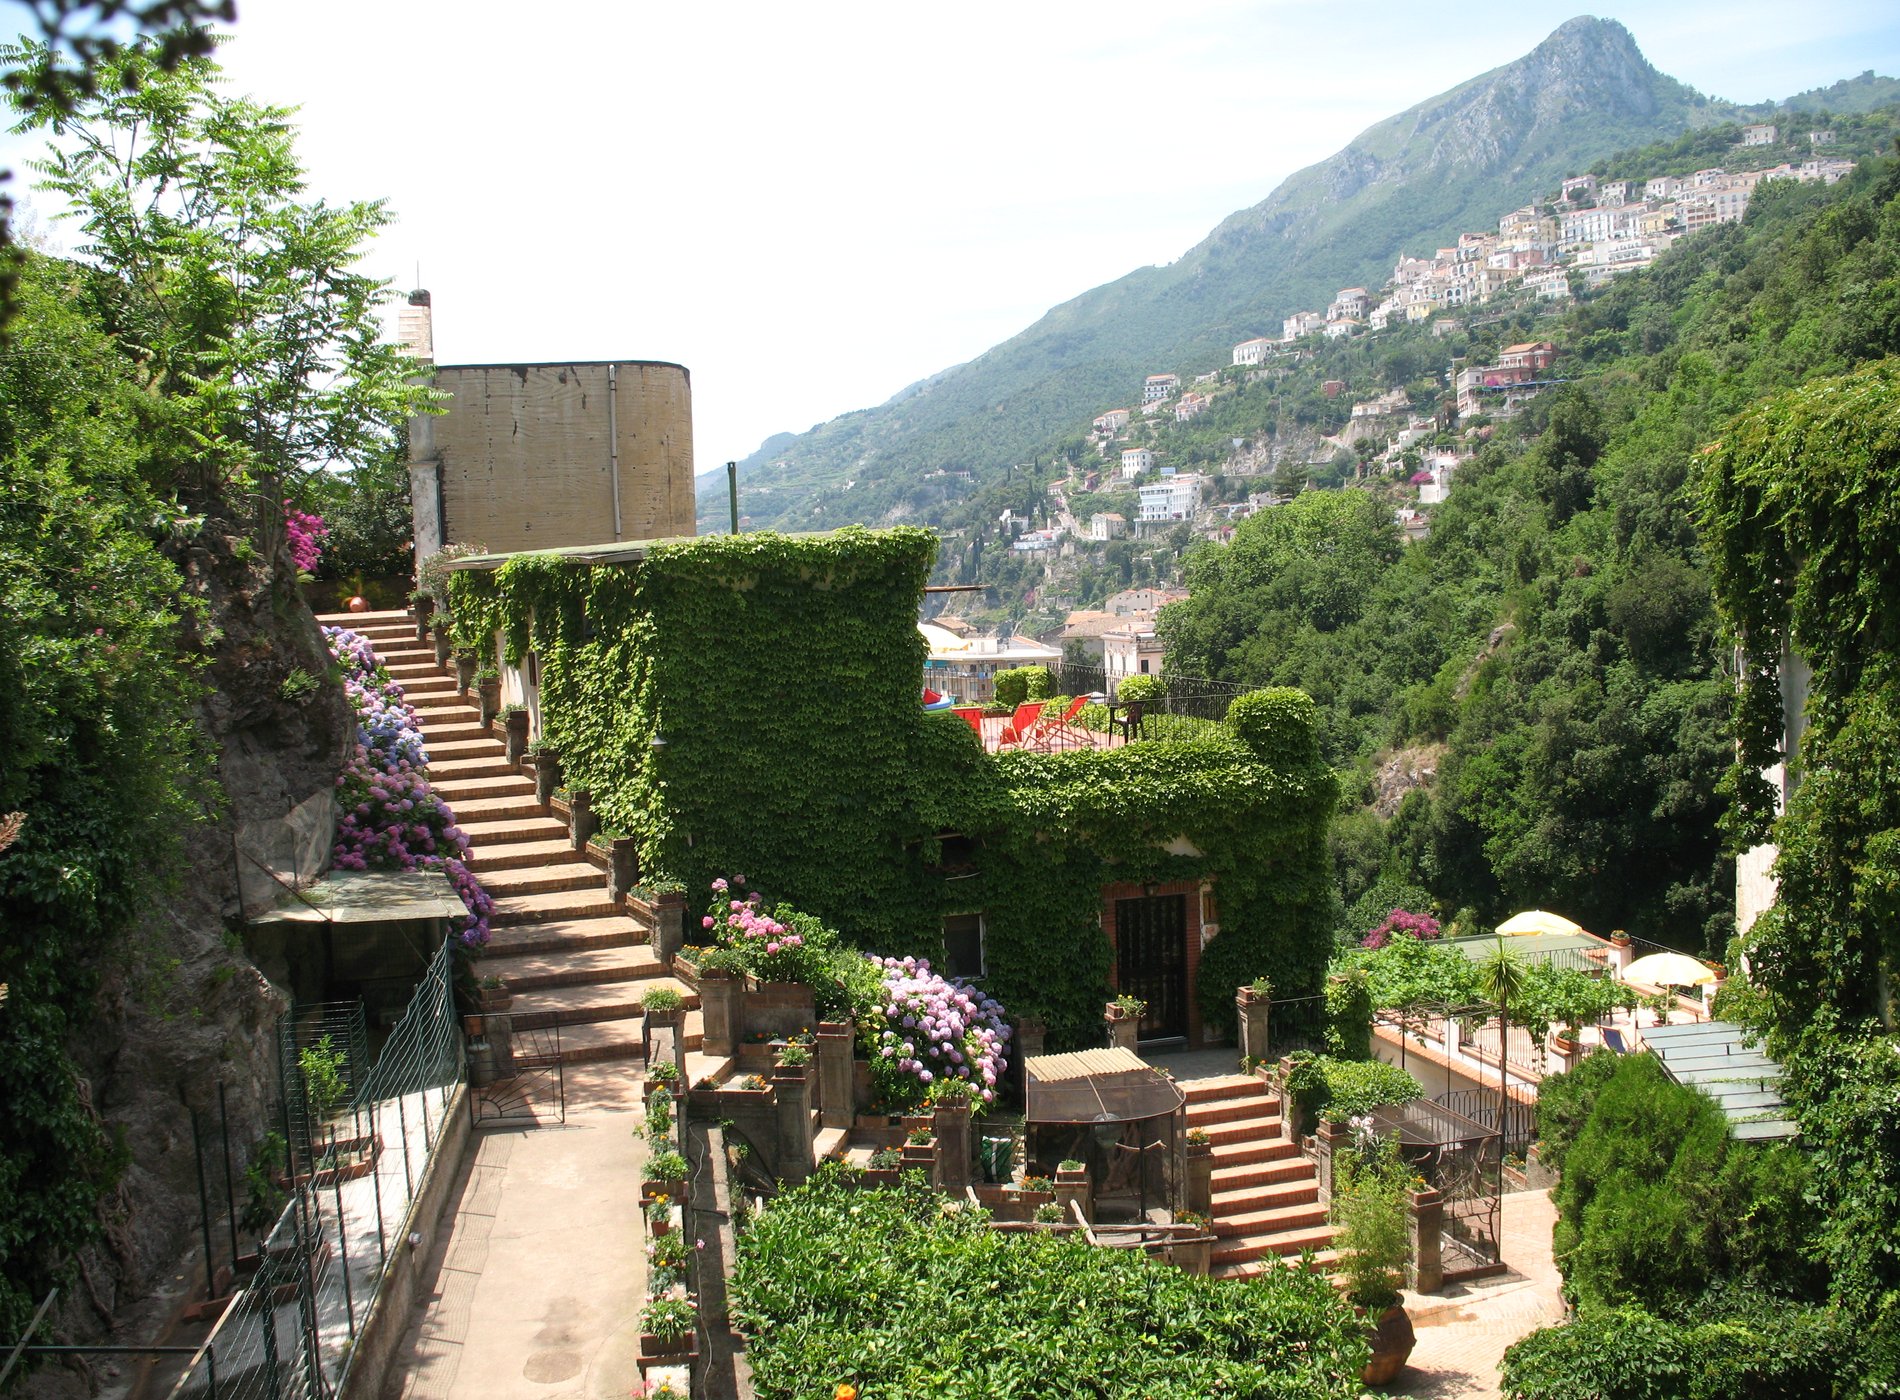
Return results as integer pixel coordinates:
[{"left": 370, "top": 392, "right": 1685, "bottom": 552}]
[
  {"left": 715, "top": 17, "right": 1725, "bottom": 532},
  {"left": 35, "top": 525, "right": 351, "bottom": 1395}
]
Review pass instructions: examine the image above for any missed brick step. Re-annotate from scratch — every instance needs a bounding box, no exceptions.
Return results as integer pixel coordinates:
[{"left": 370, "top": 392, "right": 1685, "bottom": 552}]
[
  {"left": 428, "top": 755, "right": 518, "bottom": 781},
  {"left": 446, "top": 794, "right": 547, "bottom": 824},
  {"left": 410, "top": 693, "right": 479, "bottom": 715},
  {"left": 558, "top": 1013, "right": 703, "bottom": 1065},
  {"left": 509, "top": 978, "right": 699, "bottom": 1031},
  {"left": 1209, "top": 1136, "right": 1301, "bottom": 1167},
  {"left": 418, "top": 721, "right": 491, "bottom": 745},
  {"left": 1185, "top": 1095, "right": 1282, "bottom": 1127},
  {"left": 1213, "top": 1200, "right": 1329, "bottom": 1239},
  {"left": 457, "top": 814, "right": 569, "bottom": 848},
  {"left": 1212, "top": 1157, "right": 1316, "bottom": 1192},
  {"left": 1201, "top": 1116, "right": 1285, "bottom": 1148},
  {"left": 483, "top": 916, "right": 646, "bottom": 958},
  {"left": 373, "top": 643, "right": 435, "bottom": 661},
  {"left": 393, "top": 674, "right": 457, "bottom": 695},
  {"left": 489, "top": 888, "right": 622, "bottom": 925},
  {"left": 1211, "top": 1181, "right": 1320, "bottom": 1224},
  {"left": 430, "top": 773, "right": 537, "bottom": 801},
  {"left": 1210, "top": 1224, "right": 1336, "bottom": 1266},
  {"left": 316, "top": 609, "right": 409, "bottom": 626},
  {"left": 1182, "top": 1074, "right": 1273, "bottom": 1104},
  {"left": 1211, "top": 1248, "right": 1338, "bottom": 1280},
  {"left": 466, "top": 837, "right": 585, "bottom": 873},
  {"left": 386, "top": 659, "right": 444, "bottom": 676},
  {"left": 478, "top": 862, "right": 604, "bottom": 898},
  {"left": 427, "top": 738, "right": 512, "bottom": 762},
  {"left": 480, "top": 943, "right": 665, "bottom": 991}
]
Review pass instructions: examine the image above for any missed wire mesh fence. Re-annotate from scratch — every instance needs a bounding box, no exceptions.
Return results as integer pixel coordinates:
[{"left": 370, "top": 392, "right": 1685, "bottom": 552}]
[{"left": 168, "top": 939, "right": 463, "bottom": 1400}]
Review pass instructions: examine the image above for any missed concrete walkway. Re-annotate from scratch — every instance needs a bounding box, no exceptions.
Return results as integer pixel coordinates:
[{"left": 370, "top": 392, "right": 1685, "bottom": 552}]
[
  {"left": 1395, "top": 1188, "right": 1565, "bottom": 1399},
  {"left": 382, "top": 1076, "right": 647, "bottom": 1400}
]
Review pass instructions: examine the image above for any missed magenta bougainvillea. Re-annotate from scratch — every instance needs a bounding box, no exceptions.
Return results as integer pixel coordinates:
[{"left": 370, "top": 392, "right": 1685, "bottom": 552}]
[
  {"left": 323, "top": 625, "right": 492, "bottom": 949},
  {"left": 285, "top": 504, "right": 328, "bottom": 575},
  {"left": 1360, "top": 908, "right": 1442, "bottom": 950}
]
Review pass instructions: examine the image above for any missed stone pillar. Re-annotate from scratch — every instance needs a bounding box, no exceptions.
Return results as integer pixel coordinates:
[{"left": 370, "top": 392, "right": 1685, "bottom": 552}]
[
  {"left": 606, "top": 837, "right": 639, "bottom": 904},
  {"left": 1105, "top": 1004, "right": 1139, "bottom": 1053},
  {"left": 643, "top": 1007, "right": 682, "bottom": 1065},
  {"left": 1171, "top": 1235, "right": 1212, "bottom": 1276},
  {"left": 1608, "top": 934, "right": 1633, "bottom": 977},
  {"left": 503, "top": 708, "right": 529, "bottom": 764},
  {"left": 1184, "top": 1138, "right": 1214, "bottom": 1217},
  {"left": 773, "top": 1065, "right": 814, "bottom": 1185},
  {"left": 651, "top": 891, "right": 686, "bottom": 968},
  {"left": 567, "top": 791, "right": 597, "bottom": 852},
  {"left": 1407, "top": 1187, "right": 1444, "bottom": 1294},
  {"left": 816, "top": 1021, "right": 853, "bottom": 1130},
  {"left": 932, "top": 1100, "right": 973, "bottom": 1192},
  {"left": 1236, "top": 987, "right": 1271, "bottom": 1065},
  {"left": 1054, "top": 1164, "right": 1092, "bottom": 1224},
  {"left": 1315, "top": 1118, "right": 1350, "bottom": 1198},
  {"left": 699, "top": 972, "right": 743, "bottom": 1058},
  {"left": 1015, "top": 1016, "right": 1046, "bottom": 1058}
]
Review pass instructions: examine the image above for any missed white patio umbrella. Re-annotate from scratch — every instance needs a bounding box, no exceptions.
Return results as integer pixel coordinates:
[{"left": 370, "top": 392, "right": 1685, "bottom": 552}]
[
  {"left": 1620, "top": 952, "right": 1717, "bottom": 987},
  {"left": 1496, "top": 909, "right": 1586, "bottom": 937}
]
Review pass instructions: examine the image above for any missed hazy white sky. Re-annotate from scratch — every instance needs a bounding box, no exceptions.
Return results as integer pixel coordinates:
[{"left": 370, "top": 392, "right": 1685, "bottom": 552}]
[{"left": 6, "top": 1, "right": 1899, "bottom": 472}]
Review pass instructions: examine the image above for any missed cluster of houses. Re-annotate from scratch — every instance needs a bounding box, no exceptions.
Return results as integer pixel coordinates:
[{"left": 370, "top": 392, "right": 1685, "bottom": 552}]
[{"left": 1232, "top": 141, "right": 1857, "bottom": 358}]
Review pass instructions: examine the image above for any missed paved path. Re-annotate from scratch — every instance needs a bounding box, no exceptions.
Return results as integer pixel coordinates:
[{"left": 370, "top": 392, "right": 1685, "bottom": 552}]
[
  {"left": 1394, "top": 1188, "right": 1565, "bottom": 1399},
  {"left": 382, "top": 1078, "right": 647, "bottom": 1400}
]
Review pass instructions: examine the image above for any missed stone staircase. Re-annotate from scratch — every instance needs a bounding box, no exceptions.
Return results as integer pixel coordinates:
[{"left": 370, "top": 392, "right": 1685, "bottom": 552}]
[
  {"left": 317, "top": 608, "right": 701, "bottom": 1065},
  {"left": 1186, "top": 1075, "right": 1338, "bottom": 1278}
]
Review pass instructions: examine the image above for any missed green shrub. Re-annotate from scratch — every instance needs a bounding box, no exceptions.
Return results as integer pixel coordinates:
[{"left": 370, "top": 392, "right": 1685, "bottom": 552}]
[
  {"left": 1287, "top": 1052, "right": 1421, "bottom": 1125},
  {"left": 1323, "top": 969, "right": 1373, "bottom": 1060},
  {"left": 732, "top": 1174, "right": 1369, "bottom": 1398},
  {"left": 1534, "top": 1049, "right": 1620, "bottom": 1169},
  {"left": 993, "top": 665, "right": 1054, "bottom": 708},
  {"left": 1552, "top": 1054, "right": 1822, "bottom": 1315},
  {"left": 1501, "top": 1294, "right": 1867, "bottom": 1400},
  {"left": 1226, "top": 687, "right": 1322, "bottom": 768},
  {"left": 1114, "top": 673, "right": 1166, "bottom": 704}
]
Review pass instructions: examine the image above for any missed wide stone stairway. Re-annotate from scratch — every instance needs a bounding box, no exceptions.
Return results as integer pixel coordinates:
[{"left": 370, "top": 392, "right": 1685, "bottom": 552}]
[
  {"left": 1186, "top": 1075, "right": 1338, "bottom": 1277},
  {"left": 318, "top": 608, "right": 701, "bottom": 1066}
]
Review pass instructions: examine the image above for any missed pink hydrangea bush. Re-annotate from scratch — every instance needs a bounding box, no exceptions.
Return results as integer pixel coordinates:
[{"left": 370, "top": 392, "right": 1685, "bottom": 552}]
[
  {"left": 324, "top": 627, "right": 491, "bottom": 949},
  {"left": 867, "top": 956, "right": 1010, "bottom": 1110},
  {"left": 284, "top": 504, "right": 328, "bottom": 575},
  {"left": 1360, "top": 908, "right": 1442, "bottom": 950}
]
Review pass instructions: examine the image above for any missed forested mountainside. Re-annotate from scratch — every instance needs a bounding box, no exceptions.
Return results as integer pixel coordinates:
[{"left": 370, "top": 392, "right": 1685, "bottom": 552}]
[
  {"left": 1159, "top": 156, "right": 1900, "bottom": 959},
  {"left": 707, "top": 17, "right": 1732, "bottom": 533}
]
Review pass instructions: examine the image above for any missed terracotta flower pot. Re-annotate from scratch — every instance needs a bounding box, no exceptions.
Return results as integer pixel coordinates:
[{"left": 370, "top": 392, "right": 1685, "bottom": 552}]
[
  {"left": 1360, "top": 1302, "right": 1416, "bottom": 1386},
  {"left": 346, "top": 595, "right": 369, "bottom": 613}
]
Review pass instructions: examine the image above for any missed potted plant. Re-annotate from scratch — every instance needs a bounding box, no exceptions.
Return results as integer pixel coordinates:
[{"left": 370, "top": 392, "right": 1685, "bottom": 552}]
[
  {"left": 429, "top": 618, "right": 452, "bottom": 667},
  {"left": 1105, "top": 994, "right": 1147, "bottom": 1022},
  {"left": 500, "top": 704, "right": 530, "bottom": 763},
  {"left": 776, "top": 1041, "right": 812, "bottom": 1071},
  {"left": 476, "top": 667, "right": 502, "bottom": 725},
  {"left": 643, "top": 1149, "right": 689, "bottom": 1202},
  {"left": 526, "top": 739, "right": 563, "bottom": 804},
  {"left": 864, "top": 1146, "right": 902, "bottom": 1186},
  {"left": 645, "top": 1059, "right": 681, "bottom": 1096},
  {"left": 1238, "top": 976, "right": 1272, "bottom": 1006},
  {"left": 1332, "top": 1134, "right": 1416, "bottom": 1386},
  {"left": 644, "top": 1191, "right": 676, "bottom": 1237},
  {"left": 454, "top": 650, "right": 477, "bottom": 692},
  {"left": 639, "top": 1295, "right": 697, "bottom": 1359},
  {"left": 1033, "top": 1201, "right": 1065, "bottom": 1225},
  {"left": 642, "top": 985, "right": 685, "bottom": 1024},
  {"left": 475, "top": 975, "right": 511, "bottom": 1013},
  {"left": 409, "top": 589, "right": 434, "bottom": 640}
]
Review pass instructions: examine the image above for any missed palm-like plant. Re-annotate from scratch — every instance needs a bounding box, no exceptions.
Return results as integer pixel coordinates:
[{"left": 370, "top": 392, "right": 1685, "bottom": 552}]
[{"left": 1477, "top": 940, "right": 1528, "bottom": 1137}]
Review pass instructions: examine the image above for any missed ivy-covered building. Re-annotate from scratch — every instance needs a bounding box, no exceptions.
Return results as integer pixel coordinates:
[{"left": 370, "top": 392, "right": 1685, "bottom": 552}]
[{"left": 445, "top": 527, "right": 1336, "bottom": 1049}]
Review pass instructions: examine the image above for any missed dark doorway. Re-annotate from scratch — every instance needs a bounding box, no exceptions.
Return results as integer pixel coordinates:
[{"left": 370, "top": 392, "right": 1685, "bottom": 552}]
[{"left": 1115, "top": 893, "right": 1189, "bottom": 1042}]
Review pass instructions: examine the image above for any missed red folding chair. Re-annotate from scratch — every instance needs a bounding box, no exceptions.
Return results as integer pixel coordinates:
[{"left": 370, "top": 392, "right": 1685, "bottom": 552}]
[
  {"left": 952, "top": 705, "right": 984, "bottom": 737},
  {"left": 1025, "top": 696, "right": 1091, "bottom": 751},
  {"left": 996, "top": 701, "right": 1047, "bottom": 749}
]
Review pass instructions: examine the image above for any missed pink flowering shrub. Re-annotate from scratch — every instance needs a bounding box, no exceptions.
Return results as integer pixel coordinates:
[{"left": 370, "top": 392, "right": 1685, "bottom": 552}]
[
  {"left": 285, "top": 504, "right": 328, "bottom": 575},
  {"left": 324, "top": 627, "right": 491, "bottom": 949},
  {"left": 867, "top": 956, "right": 1010, "bottom": 1111},
  {"left": 1360, "top": 908, "right": 1441, "bottom": 950}
]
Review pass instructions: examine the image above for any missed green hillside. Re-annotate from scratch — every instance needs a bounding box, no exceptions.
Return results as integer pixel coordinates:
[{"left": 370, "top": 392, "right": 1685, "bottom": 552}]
[{"left": 708, "top": 17, "right": 1733, "bottom": 533}]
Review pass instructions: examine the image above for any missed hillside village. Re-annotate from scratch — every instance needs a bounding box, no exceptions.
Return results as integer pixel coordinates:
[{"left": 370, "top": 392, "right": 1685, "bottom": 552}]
[{"left": 934, "top": 127, "right": 1862, "bottom": 651}]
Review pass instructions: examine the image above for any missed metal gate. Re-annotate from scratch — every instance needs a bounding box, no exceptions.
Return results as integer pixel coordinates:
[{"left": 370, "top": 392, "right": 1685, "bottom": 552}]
[
  {"left": 1373, "top": 1096, "right": 1504, "bottom": 1280},
  {"left": 469, "top": 1022, "right": 566, "bottom": 1126},
  {"left": 1114, "top": 893, "right": 1188, "bottom": 1042}
]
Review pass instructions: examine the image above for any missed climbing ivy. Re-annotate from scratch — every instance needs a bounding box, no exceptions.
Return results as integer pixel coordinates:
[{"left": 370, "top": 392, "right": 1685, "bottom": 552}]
[{"left": 448, "top": 528, "right": 1335, "bottom": 1048}]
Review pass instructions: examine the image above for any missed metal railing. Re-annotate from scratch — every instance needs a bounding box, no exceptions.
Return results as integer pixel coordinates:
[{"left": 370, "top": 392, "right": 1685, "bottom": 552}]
[
  {"left": 168, "top": 941, "right": 464, "bottom": 1399},
  {"left": 922, "top": 662, "right": 1251, "bottom": 723}
]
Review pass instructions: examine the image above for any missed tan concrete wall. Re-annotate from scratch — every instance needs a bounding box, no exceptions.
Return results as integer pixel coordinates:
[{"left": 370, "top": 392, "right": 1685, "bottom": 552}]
[{"left": 432, "top": 361, "right": 696, "bottom": 552}]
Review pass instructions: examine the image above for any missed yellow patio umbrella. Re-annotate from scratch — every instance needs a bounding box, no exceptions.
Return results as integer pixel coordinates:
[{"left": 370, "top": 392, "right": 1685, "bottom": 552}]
[
  {"left": 918, "top": 622, "right": 971, "bottom": 654},
  {"left": 1495, "top": 909, "right": 1585, "bottom": 937},
  {"left": 1620, "top": 952, "right": 1717, "bottom": 987}
]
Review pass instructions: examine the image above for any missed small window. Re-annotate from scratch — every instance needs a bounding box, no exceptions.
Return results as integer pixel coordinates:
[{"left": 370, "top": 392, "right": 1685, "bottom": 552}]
[
  {"left": 1139, "top": 659, "right": 1151, "bottom": 673},
  {"left": 944, "top": 913, "right": 985, "bottom": 980},
  {"left": 935, "top": 833, "right": 977, "bottom": 871}
]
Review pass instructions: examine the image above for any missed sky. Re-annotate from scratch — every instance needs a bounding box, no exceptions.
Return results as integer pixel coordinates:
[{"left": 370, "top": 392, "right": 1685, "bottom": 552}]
[{"left": 5, "top": 1, "right": 1900, "bottom": 475}]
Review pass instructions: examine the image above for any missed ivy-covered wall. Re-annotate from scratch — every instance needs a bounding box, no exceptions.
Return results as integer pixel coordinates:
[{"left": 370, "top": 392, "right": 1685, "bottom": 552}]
[{"left": 448, "top": 529, "right": 1335, "bottom": 1048}]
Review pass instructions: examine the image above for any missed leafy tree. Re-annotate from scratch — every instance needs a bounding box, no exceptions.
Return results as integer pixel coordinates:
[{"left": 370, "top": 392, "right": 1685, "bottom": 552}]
[{"left": 7, "top": 40, "right": 431, "bottom": 521}]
